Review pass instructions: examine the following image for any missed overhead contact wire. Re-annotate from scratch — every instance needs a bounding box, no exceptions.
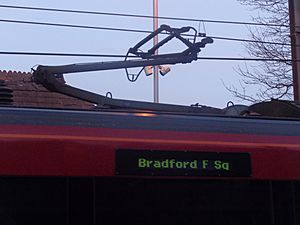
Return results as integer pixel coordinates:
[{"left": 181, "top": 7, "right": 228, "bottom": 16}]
[
  {"left": 0, "top": 4, "right": 291, "bottom": 28},
  {"left": 0, "top": 51, "right": 297, "bottom": 62},
  {"left": 0, "top": 19, "right": 294, "bottom": 47}
]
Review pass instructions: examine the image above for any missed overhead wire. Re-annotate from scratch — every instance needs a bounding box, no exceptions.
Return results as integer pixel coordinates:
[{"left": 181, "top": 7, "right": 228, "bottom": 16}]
[
  {"left": 0, "top": 4, "right": 295, "bottom": 62},
  {"left": 196, "top": 56, "right": 297, "bottom": 62},
  {"left": 0, "top": 4, "right": 291, "bottom": 28},
  {"left": 0, "top": 51, "right": 297, "bottom": 62},
  {"left": 0, "top": 19, "right": 149, "bottom": 34},
  {"left": 0, "top": 19, "right": 294, "bottom": 47},
  {"left": 0, "top": 51, "right": 131, "bottom": 58},
  {"left": 0, "top": 4, "right": 295, "bottom": 99},
  {"left": 0, "top": 4, "right": 293, "bottom": 47}
]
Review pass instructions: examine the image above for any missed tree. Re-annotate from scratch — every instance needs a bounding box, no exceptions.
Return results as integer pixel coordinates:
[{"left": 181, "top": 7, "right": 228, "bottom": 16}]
[{"left": 226, "top": 0, "right": 292, "bottom": 103}]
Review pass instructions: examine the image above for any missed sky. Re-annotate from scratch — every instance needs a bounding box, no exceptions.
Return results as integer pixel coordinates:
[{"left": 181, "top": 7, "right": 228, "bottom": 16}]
[{"left": 0, "top": 0, "right": 258, "bottom": 108}]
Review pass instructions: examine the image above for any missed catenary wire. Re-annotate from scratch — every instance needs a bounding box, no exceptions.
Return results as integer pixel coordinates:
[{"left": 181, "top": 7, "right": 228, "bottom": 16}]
[
  {"left": 0, "top": 19, "right": 294, "bottom": 47},
  {"left": 0, "top": 51, "right": 132, "bottom": 58},
  {"left": 0, "top": 51, "right": 297, "bottom": 62},
  {"left": 0, "top": 4, "right": 291, "bottom": 28},
  {"left": 0, "top": 19, "right": 149, "bottom": 34}
]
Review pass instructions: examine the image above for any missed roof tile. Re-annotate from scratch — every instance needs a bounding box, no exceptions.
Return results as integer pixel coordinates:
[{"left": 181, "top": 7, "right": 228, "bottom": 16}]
[{"left": 0, "top": 70, "right": 94, "bottom": 109}]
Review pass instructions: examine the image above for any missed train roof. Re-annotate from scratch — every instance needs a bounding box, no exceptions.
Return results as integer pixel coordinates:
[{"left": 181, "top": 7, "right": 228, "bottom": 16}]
[{"left": 1, "top": 70, "right": 300, "bottom": 119}]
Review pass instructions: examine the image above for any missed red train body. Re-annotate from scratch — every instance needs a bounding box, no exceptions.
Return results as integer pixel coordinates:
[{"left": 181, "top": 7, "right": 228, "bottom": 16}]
[
  {"left": 0, "top": 106, "right": 300, "bottom": 225},
  {"left": 0, "top": 106, "right": 299, "bottom": 179}
]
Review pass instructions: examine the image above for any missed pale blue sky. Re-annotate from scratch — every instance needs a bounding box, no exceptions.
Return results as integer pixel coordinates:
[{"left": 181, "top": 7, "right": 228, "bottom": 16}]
[{"left": 0, "top": 0, "right": 257, "bottom": 108}]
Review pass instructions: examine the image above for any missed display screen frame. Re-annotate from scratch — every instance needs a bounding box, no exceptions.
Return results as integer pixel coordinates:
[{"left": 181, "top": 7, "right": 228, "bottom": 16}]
[{"left": 116, "top": 149, "right": 251, "bottom": 177}]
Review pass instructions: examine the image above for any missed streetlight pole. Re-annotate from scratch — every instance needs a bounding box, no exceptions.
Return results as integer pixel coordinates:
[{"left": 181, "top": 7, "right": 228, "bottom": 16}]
[{"left": 153, "top": 0, "right": 159, "bottom": 103}]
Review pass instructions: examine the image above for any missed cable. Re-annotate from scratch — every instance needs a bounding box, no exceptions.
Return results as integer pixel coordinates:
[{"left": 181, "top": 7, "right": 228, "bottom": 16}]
[
  {"left": 0, "top": 4, "right": 290, "bottom": 28},
  {"left": 196, "top": 56, "right": 297, "bottom": 62},
  {"left": 0, "top": 19, "right": 294, "bottom": 47},
  {"left": 0, "top": 51, "right": 133, "bottom": 58},
  {"left": 0, "top": 19, "right": 149, "bottom": 34},
  {"left": 208, "top": 35, "right": 292, "bottom": 47},
  {"left": 0, "top": 51, "right": 297, "bottom": 62}
]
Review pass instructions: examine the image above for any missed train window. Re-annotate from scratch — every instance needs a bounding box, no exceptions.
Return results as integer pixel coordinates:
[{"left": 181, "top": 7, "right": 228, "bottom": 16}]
[
  {"left": 0, "top": 177, "right": 67, "bottom": 225},
  {"left": 0, "top": 177, "right": 298, "bottom": 225},
  {"left": 95, "top": 179, "right": 271, "bottom": 225}
]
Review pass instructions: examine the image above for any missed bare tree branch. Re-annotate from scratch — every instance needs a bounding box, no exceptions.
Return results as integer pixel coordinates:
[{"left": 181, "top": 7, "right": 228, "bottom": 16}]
[{"left": 226, "top": 0, "right": 292, "bottom": 102}]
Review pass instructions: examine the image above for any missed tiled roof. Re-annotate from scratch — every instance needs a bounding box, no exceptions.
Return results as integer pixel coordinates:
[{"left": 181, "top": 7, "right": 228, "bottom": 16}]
[{"left": 0, "top": 70, "right": 94, "bottom": 109}]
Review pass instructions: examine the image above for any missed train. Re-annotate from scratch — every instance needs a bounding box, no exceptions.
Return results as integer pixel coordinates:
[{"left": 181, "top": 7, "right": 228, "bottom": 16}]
[
  {"left": 0, "top": 102, "right": 299, "bottom": 225},
  {"left": 0, "top": 24, "right": 299, "bottom": 225}
]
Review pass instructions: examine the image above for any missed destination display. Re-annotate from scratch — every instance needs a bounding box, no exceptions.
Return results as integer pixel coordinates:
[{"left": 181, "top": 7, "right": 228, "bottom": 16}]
[{"left": 116, "top": 149, "right": 251, "bottom": 177}]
